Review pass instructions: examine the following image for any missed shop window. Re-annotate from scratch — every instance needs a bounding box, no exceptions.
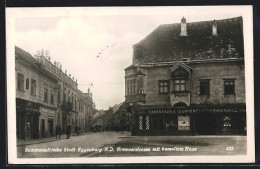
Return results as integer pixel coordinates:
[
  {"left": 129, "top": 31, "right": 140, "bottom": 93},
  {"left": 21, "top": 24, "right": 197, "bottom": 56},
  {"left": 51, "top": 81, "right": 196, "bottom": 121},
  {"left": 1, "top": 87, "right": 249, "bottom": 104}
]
[
  {"left": 30, "top": 79, "right": 36, "bottom": 96},
  {"left": 174, "top": 79, "right": 186, "bottom": 91},
  {"left": 145, "top": 116, "right": 150, "bottom": 130},
  {"left": 224, "top": 79, "right": 235, "bottom": 95},
  {"left": 126, "top": 80, "right": 136, "bottom": 95},
  {"left": 44, "top": 88, "right": 48, "bottom": 102},
  {"left": 138, "top": 115, "right": 150, "bottom": 131},
  {"left": 17, "top": 73, "right": 24, "bottom": 91},
  {"left": 159, "top": 80, "right": 169, "bottom": 94},
  {"left": 223, "top": 115, "right": 232, "bottom": 131},
  {"left": 26, "top": 78, "right": 29, "bottom": 90},
  {"left": 178, "top": 115, "right": 190, "bottom": 131},
  {"left": 165, "top": 115, "right": 178, "bottom": 131},
  {"left": 197, "top": 80, "right": 210, "bottom": 95}
]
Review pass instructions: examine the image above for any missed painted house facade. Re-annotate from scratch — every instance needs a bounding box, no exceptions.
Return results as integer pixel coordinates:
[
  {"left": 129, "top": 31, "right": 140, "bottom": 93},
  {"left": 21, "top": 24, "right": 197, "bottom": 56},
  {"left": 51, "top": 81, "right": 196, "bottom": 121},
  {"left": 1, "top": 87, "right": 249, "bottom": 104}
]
[{"left": 124, "top": 16, "right": 246, "bottom": 136}]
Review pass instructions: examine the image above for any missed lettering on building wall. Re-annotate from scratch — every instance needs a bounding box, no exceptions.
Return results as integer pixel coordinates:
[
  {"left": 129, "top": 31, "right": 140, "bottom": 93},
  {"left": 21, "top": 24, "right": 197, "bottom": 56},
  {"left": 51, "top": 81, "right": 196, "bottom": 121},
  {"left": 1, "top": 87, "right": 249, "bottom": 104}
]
[{"left": 148, "top": 107, "right": 245, "bottom": 114}]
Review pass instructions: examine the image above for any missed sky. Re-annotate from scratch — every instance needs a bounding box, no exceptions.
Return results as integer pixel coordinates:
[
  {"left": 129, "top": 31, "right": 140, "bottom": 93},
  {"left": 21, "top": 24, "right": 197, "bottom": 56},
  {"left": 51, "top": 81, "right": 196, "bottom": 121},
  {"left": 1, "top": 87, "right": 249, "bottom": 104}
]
[{"left": 12, "top": 6, "right": 247, "bottom": 110}]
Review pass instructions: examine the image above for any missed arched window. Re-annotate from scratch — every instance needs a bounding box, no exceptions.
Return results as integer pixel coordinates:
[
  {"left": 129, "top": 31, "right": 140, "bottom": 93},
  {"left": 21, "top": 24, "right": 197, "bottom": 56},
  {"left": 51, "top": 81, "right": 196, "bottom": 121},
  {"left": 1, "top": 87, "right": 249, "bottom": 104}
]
[{"left": 26, "top": 78, "right": 29, "bottom": 90}]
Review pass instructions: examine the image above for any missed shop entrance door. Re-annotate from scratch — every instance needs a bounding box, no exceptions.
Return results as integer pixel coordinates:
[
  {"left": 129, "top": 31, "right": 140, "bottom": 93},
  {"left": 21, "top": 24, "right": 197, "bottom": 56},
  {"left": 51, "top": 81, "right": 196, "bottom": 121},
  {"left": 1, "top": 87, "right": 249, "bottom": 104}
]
[
  {"left": 48, "top": 118, "right": 54, "bottom": 136},
  {"left": 196, "top": 113, "right": 217, "bottom": 135},
  {"left": 41, "top": 119, "right": 45, "bottom": 138},
  {"left": 154, "top": 117, "right": 164, "bottom": 131},
  {"left": 32, "top": 115, "right": 39, "bottom": 139}
]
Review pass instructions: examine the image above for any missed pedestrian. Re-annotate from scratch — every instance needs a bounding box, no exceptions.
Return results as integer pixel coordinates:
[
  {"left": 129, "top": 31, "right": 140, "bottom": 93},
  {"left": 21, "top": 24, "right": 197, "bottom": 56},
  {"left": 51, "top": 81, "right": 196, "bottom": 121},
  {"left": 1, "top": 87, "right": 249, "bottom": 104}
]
[
  {"left": 74, "top": 126, "right": 78, "bottom": 136},
  {"left": 115, "top": 125, "right": 118, "bottom": 134},
  {"left": 55, "top": 123, "right": 61, "bottom": 139},
  {"left": 66, "top": 124, "right": 71, "bottom": 139}
]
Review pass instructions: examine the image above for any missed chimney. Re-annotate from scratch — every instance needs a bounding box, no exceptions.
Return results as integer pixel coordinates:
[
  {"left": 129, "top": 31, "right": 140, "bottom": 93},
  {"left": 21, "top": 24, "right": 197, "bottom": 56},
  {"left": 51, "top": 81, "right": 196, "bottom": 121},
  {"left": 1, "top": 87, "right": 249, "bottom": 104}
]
[
  {"left": 180, "top": 16, "right": 187, "bottom": 36},
  {"left": 212, "top": 19, "right": 217, "bottom": 36}
]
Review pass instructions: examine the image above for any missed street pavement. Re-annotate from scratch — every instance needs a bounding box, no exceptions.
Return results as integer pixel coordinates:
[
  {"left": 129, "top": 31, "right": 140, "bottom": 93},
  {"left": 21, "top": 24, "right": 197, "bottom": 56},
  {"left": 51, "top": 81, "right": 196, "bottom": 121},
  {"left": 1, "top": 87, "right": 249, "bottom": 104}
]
[{"left": 17, "top": 131, "right": 247, "bottom": 158}]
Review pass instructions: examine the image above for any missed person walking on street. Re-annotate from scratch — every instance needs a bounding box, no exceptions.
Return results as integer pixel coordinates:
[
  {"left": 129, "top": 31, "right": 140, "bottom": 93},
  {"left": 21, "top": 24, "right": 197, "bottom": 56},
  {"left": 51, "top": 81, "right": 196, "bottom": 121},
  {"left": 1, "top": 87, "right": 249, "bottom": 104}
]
[
  {"left": 66, "top": 124, "right": 71, "bottom": 139},
  {"left": 56, "top": 123, "right": 61, "bottom": 139},
  {"left": 74, "top": 126, "right": 78, "bottom": 136}
]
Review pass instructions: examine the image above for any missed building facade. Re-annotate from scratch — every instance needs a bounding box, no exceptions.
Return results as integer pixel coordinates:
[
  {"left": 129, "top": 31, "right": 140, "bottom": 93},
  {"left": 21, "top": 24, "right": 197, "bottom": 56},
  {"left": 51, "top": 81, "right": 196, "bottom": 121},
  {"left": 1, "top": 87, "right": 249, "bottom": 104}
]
[
  {"left": 124, "top": 16, "right": 246, "bottom": 136},
  {"left": 16, "top": 47, "right": 94, "bottom": 140}
]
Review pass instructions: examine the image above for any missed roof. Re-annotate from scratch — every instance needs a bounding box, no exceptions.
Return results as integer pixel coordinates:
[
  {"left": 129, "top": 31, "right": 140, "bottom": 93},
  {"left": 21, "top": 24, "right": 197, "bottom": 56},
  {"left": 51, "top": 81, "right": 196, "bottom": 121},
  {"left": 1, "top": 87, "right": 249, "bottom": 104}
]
[
  {"left": 93, "top": 111, "right": 106, "bottom": 119},
  {"left": 133, "top": 16, "right": 244, "bottom": 64},
  {"left": 15, "top": 46, "right": 38, "bottom": 66},
  {"left": 112, "top": 102, "right": 124, "bottom": 114}
]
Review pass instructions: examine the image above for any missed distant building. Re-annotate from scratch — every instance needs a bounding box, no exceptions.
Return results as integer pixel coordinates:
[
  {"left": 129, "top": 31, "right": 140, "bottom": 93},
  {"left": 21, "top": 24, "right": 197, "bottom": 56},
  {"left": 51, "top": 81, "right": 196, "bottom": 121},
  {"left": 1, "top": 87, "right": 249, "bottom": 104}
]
[
  {"left": 92, "top": 110, "right": 105, "bottom": 131},
  {"left": 15, "top": 47, "right": 94, "bottom": 140},
  {"left": 124, "top": 17, "right": 246, "bottom": 136}
]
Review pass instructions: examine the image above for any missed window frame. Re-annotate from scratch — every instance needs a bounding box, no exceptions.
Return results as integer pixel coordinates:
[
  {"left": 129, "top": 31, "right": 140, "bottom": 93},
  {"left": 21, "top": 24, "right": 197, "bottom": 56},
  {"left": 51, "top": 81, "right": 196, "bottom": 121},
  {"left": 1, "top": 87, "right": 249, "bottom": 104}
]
[
  {"left": 30, "top": 79, "right": 37, "bottom": 96},
  {"left": 199, "top": 79, "right": 210, "bottom": 95},
  {"left": 158, "top": 80, "right": 169, "bottom": 94},
  {"left": 174, "top": 79, "right": 186, "bottom": 92},
  {"left": 26, "top": 78, "right": 29, "bottom": 90},
  {"left": 44, "top": 88, "right": 48, "bottom": 103},
  {"left": 178, "top": 115, "right": 190, "bottom": 131},
  {"left": 224, "top": 79, "right": 235, "bottom": 95},
  {"left": 50, "top": 90, "right": 54, "bottom": 104},
  {"left": 126, "top": 79, "right": 136, "bottom": 96},
  {"left": 17, "top": 73, "right": 25, "bottom": 91}
]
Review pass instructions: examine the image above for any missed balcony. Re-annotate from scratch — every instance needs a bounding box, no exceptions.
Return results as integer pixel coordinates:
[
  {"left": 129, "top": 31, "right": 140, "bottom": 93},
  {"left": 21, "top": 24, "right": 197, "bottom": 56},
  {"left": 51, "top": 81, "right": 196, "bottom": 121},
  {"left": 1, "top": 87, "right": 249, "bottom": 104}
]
[
  {"left": 125, "top": 94, "right": 146, "bottom": 103},
  {"left": 170, "top": 91, "right": 190, "bottom": 106}
]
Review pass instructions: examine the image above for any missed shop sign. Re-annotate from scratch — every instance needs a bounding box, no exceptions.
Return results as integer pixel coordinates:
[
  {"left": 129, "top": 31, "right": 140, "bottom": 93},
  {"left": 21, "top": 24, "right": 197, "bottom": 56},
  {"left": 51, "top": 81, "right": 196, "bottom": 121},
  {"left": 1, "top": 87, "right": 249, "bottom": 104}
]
[
  {"left": 40, "top": 107, "right": 55, "bottom": 116},
  {"left": 148, "top": 107, "right": 245, "bottom": 114}
]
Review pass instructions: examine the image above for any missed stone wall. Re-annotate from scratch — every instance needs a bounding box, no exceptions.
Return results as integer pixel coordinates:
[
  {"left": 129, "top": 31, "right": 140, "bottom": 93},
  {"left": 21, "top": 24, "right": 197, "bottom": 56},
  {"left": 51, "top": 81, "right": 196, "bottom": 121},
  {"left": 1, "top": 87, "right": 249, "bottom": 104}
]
[{"left": 126, "top": 61, "right": 245, "bottom": 106}]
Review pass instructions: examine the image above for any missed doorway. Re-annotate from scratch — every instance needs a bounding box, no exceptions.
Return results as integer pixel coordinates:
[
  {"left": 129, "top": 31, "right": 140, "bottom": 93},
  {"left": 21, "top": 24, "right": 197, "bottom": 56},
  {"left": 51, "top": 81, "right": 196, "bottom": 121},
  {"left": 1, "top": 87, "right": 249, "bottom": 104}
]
[
  {"left": 196, "top": 113, "right": 217, "bottom": 135},
  {"left": 41, "top": 119, "right": 45, "bottom": 138},
  {"left": 154, "top": 116, "right": 164, "bottom": 131},
  {"left": 48, "top": 118, "right": 54, "bottom": 136}
]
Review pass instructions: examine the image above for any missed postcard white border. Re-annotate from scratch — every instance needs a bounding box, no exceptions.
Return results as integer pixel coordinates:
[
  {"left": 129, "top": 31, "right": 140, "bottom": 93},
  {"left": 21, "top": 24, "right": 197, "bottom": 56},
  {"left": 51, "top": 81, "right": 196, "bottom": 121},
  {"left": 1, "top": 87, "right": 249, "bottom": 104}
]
[{"left": 6, "top": 6, "right": 255, "bottom": 164}]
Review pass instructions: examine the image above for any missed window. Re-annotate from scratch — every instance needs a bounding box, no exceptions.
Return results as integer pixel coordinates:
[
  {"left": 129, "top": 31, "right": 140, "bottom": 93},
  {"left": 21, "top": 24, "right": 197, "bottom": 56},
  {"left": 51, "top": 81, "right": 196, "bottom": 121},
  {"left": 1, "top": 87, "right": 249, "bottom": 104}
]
[
  {"left": 72, "top": 94, "right": 74, "bottom": 109},
  {"left": 138, "top": 115, "right": 150, "bottom": 131},
  {"left": 44, "top": 88, "right": 48, "bottom": 102},
  {"left": 159, "top": 80, "right": 169, "bottom": 94},
  {"left": 75, "top": 94, "right": 77, "bottom": 110},
  {"left": 50, "top": 91, "right": 54, "bottom": 104},
  {"left": 126, "top": 80, "right": 136, "bottom": 95},
  {"left": 30, "top": 79, "right": 36, "bottom": 95},
  {"left": 199, "top": 80, "right": 210, "bottom": 95},
  {"left": 224, "top": 79, "right": 235, "bottom": 95},
  {"left": 17, "top": 73, "right": 24, "bottom": 91},
  {"left": 174, "top": 79, "right": 186, "bottom": 91},
  {"left": 165, "top": 115, "right": 178, "bottom": 131},
  {"left": 178, "top": 115, "right": 190, "bottom": 131},
  {"left": 26, "top": 78, "right": 29, "bottom": 90},
  {"left": 58, "top": 91, "right": 60, "bottom": 104}
]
